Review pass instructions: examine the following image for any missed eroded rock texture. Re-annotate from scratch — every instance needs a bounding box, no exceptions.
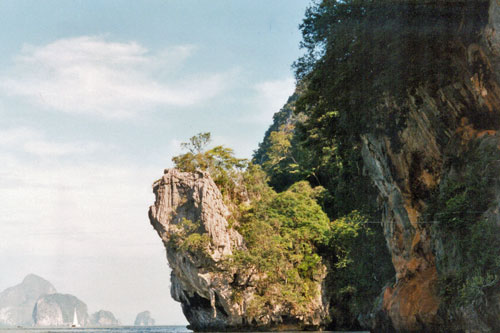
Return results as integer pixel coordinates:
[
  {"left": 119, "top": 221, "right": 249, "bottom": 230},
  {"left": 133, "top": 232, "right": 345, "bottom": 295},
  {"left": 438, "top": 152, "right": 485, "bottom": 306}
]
[
  {"left": 361, "top": 0, "right": 500, "bottom": 330},
  {"left": 149, "top": 169, "right": 327, "bottom": 331}
]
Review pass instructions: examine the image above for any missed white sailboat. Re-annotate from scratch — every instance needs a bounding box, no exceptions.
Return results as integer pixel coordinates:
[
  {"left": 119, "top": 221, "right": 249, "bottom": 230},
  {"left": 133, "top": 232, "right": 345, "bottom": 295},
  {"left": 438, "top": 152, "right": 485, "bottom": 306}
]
[{"left": 72, "top": 308, "right": 80, "bottom": 328}]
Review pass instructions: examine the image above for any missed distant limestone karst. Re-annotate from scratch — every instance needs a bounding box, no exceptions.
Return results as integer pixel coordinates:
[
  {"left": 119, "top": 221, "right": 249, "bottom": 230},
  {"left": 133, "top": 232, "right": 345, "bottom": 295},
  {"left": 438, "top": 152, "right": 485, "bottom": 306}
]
[
  {"left": 0, "top": 274, "right": 124, "bottom": 328},
  {"left": 0, "top": 274, "right": 56, "bottom": 327},
  {"left": 32, "top": 293, "right": 90, "bottom": 327},
  {"left": 90, "top": 309, "right": 120, "bottom": 326},
  {"left": 134, "top": 311, "right": 155, "bottom": 326}
]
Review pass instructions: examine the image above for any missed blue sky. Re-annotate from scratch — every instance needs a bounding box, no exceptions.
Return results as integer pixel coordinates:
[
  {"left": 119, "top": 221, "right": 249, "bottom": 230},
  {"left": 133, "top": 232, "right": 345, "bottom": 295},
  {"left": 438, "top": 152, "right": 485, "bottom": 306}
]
[{"left": 0, "top": 0, "right": 309, "bottom": 325}]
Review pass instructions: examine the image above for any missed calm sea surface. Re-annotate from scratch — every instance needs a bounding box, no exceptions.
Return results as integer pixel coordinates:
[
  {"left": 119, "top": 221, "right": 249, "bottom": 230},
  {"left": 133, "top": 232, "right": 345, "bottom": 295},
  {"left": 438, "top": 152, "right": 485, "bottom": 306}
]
[
  {"left": 0, "top": 327, "right": 368, "bottom": 333},
  {"left": 0, "top": 327, "right": 191, "bottom": 333}
]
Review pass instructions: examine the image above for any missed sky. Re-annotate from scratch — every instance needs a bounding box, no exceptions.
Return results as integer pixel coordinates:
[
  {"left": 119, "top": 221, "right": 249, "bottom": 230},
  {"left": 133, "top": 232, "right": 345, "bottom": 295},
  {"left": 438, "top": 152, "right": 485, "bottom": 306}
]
[{"left": 0, "top": 0, "right": 310, "bottom": 326}]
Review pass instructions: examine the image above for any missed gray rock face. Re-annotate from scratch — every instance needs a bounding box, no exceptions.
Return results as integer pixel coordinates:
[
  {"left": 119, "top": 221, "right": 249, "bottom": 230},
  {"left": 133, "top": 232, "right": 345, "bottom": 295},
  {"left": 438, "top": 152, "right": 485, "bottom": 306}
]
[
  {"left": 134, "top": 311, "right": 154, "bottom": 326},
  {"left": 0, "top": 274, "right": 56, "bottom": 327},
  {"left": 90, "top": 310, "right": 120, "bottom": 326},
  {"left": 150, "top": 169, "right": 244, "bottom": 261},
  {"left": 33, "top": 293, "right": 89, "bottom": 327},
  {"left": 149, "top": 169, "right": 327, "bottom": 331},
  {"left": 149, "top": 169, "right": 242, "bottom": 331}
]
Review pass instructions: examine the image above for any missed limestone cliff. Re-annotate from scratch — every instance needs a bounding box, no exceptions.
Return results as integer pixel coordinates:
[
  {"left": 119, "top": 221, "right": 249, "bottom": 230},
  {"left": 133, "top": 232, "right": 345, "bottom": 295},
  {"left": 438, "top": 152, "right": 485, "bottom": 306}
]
[
  {"left": 360, "top": 0, "right": 500, "bottom": 330},
  {"left": 148, "top": 169, "right": 327, "bottom": 331}
]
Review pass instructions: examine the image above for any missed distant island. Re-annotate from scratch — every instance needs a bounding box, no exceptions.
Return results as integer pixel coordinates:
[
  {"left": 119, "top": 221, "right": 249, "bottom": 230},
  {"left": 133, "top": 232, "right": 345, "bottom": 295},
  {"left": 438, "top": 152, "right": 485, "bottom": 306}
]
[
  {"left": 134, "top": 310, "right": 155, "bottom": 326},
  {"left": 0, "top": 274, "right": 120, "bottom": 327}
]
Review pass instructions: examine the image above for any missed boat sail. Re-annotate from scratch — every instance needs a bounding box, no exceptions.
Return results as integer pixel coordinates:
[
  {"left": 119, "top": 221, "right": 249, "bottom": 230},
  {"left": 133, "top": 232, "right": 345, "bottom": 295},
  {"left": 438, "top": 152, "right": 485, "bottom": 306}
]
[{"left": 72, "top": 308, "right": 80, "bottom": 328}]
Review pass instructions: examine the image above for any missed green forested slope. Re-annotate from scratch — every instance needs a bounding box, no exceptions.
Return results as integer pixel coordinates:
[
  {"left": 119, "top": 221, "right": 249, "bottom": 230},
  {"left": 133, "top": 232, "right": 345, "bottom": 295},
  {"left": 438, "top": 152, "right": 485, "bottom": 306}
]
[{"left": 171, "top": 0, "right": 499, "bottom": 329}]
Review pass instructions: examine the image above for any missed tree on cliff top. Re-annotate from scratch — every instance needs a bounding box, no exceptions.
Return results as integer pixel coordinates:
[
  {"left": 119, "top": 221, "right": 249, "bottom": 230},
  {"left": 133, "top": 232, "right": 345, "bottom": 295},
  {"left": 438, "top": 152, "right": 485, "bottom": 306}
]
[{"left": 172, "top": 132, "right": 247, "bottom": 198}]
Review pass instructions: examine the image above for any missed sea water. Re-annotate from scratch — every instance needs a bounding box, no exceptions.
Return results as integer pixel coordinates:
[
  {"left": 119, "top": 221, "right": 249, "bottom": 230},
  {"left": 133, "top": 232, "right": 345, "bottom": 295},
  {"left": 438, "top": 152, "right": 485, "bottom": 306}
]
[
  {"left": 0, "top": 327, "right": 191, "bottom": 333},
  {"left": 0, "top": 327, "right": 368, "bottom": 333}
]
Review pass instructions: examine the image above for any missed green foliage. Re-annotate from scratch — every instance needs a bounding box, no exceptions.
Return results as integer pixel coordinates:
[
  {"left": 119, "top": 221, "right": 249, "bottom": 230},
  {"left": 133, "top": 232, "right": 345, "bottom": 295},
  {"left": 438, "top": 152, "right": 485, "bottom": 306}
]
[
  {"left": 288, "top": 0, "right": 489, "bottom": 218},
  {"left": 168, "top": 218, "right": 198, "bottom": 248},
  {"left": 228, "top": 181, "right": 330, "bottom": 319},
  {"left": 458, "top": 270, "right": 499, "bottom": 308},
  {"left": 427, "top": 141, "right": 500, "bottom": 308},
  {"left": 260, "top": 123, "right": 325, "bottom": 192},
  {"left": 253, "top": 93, "right": 298, "bottom": 165},
  {"left": 295, "top": 0, "right": 488, "bottom": 97},
  {"left": 267, "top": 184, "right": 331, "bottom": 246},
  {"left": 287, "top": 180, "right": 326, "bottom": 201},
  {"left": 168, "top": 218, "right": 212, "bottom": 260},
  {"left": 262, "top": 125, "right": 295, "bottom": 177},
  {"left": 173, "top": 131, "right": 393, "bottom": 328},
  {"left": 437, "top": 218, "right": 500, "bottom": 308},
  {"left": 172, "top": 132, "right": 248, "bottom": 199},
  {"left": 226, "top": 174, "right": 392, "bottom": 326},
  {"left": 325, "top": 211, "right": 394, "bottom": 326},
  {"left": 329, "top": 212, "right": 364, "bottom": 269},
  {"left": 181, "top": 132, "right": 211, "bottom": 154},
  {"left": 181, "top": 233, "right": 211, "bottom": 256}
]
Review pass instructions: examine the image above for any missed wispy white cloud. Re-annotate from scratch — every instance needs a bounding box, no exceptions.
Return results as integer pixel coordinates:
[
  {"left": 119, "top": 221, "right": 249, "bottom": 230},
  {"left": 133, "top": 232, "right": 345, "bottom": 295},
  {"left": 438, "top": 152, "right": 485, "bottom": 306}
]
[
  {"left": 23, "top": 140, "right": 101, "bottom": 157},
  {"left": 0, "top": 127, "right": 39, "bottom": 146},
  {"left": 0, "top": 156, "right": 160, "bottom": 257},
  {"left": 254, "top": 78, "right": 295, "bottom": 118},
  {"left": 209, "top": 133, "right": 257, "bottom": 159},
  {"left": 240, "top": 77, "right": 295, "bottom": 125},
  {"left": 255, "top": 78, "right": 295, "bottom": 104},
  {"left": 0, "top": 129, "right": 179, "bottom": 257},
  {"left": 1, "top": 36, "right": 230, "bottom": 118},
  {"left": 0, "top": 127, "right": 105, "bottom": 157}
]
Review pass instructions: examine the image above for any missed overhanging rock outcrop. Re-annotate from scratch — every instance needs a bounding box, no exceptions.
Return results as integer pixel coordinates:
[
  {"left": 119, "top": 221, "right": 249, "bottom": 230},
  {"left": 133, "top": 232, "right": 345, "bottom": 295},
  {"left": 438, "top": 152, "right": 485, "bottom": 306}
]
[{"left": 148, "top": 168, "right": 327, "bottom": 331}]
